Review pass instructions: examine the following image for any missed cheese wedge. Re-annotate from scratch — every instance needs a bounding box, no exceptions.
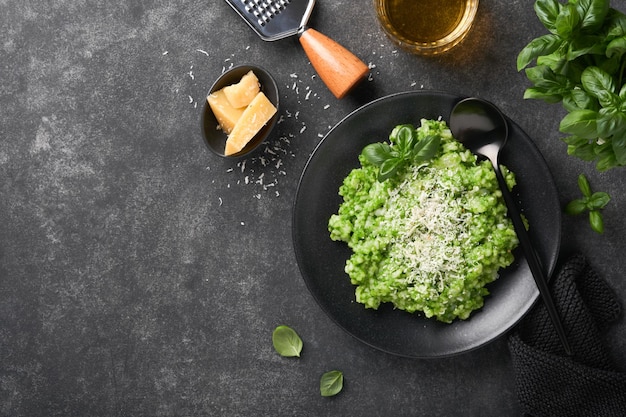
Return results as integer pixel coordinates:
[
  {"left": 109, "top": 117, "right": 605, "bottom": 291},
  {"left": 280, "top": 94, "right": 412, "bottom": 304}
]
[
  {"left": 207, "top": 89, "right": 245, "bottom": 134},
  {"left": 223, "top": 70, "right": 260, "bottom": 108},
  {"left": 224, "top": 91, "right": 277, "bottom": 156}
]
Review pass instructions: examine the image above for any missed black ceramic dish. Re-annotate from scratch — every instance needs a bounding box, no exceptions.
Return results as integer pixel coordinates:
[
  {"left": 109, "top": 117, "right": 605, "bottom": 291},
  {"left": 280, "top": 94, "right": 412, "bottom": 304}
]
[
  {"left": 201, "top": 64, "right": 279, "bottom": 158},
  {"left": 292, "top": 91, "right": 562, "bottom": 358}
]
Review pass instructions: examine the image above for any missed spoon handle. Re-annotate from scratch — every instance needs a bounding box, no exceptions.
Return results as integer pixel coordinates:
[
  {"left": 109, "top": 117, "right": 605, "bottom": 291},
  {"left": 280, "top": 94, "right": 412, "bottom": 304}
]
[{"left": 494, "top": 165, "right": 573, "bottom": 356}]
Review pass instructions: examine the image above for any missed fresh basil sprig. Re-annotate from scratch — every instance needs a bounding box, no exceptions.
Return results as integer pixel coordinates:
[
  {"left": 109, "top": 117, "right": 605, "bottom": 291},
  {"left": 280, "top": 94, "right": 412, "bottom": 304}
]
[
  {"left": 361, "top": 124, "right": 441, "bottom": 181},
  {"left": 517, "top": 0, "right": 626, "bottom": 171},
  {"left": 565, "top": 173, "right": 611, "bottom": 233}
]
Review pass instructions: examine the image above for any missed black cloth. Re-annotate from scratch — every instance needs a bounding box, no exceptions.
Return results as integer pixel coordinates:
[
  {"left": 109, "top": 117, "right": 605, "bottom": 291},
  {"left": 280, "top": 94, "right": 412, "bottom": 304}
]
[{"left": 508, "top": 254, "right": 626, "bottom": 417}]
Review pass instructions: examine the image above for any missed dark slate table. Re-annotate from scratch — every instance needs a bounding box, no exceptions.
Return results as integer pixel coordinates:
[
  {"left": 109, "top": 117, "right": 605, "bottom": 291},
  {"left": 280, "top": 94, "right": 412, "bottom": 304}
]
[{"left": 2, "top": 1, "right": 625, "bottom": 416}]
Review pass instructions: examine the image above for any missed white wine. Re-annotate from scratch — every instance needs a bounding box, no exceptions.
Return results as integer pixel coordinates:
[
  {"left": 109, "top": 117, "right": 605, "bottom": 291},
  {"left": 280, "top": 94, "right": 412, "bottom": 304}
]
[{"left": 384, "top": 0, "right": 467, "bottom": 43}]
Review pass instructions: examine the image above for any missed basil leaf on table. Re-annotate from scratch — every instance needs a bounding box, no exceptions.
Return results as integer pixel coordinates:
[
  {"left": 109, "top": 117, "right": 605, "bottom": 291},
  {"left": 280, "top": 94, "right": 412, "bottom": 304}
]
[
  {"left": 272, "top": 325, "right": 303, "bottom": 357},
  {"left": 320, "top": 370, "right": 344, "bottom": 397}
]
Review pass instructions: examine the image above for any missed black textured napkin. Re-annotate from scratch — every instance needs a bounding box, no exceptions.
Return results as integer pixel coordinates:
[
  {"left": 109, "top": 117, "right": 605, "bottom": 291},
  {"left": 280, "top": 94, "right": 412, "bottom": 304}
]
[{"left": 508, "top": 254, "right": 626, "bottom": 417}]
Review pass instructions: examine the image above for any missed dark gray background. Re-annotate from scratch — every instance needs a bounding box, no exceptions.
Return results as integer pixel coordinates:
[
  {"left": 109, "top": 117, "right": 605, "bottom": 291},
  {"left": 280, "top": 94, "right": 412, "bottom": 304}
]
[{"left": 1, "top": 1, "right": 625, "bottom": 416}]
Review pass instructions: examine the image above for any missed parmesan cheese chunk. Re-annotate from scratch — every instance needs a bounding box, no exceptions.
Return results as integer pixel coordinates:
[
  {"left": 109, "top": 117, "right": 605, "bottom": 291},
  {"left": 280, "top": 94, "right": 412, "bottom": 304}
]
[
  {"left": 207, "top": 89, "right": 244, "bottom": 134},
  {"left": 224, "top": 91, "right": 277, "bottom": 156},
  {"left": 223, "top": 70, "right": 260, "bottom": 108}
]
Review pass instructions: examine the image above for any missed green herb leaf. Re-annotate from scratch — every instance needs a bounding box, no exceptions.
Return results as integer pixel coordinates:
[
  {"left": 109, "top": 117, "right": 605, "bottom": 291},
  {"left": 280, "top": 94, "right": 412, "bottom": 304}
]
[
  {"left": 588, "top": 192, "right": 611, "bottom": 210},
  {"left": 362, "top": 142, "right": 394, "bottom": 166},
  {"left": 559, "top": 109, "right": 598, "bottom": 138},
  {"left": 413, "top": 134, "right": 441, "bottom": 161},
  {"left": 597, "top": 107, "right": 626, "bottom": 137},
  {"left": 365, "top": 126, "right": 441, "bottom": 182},
  {"left": 589, "top": 210, "right": 605, "bottom": 233},
  {"left": 534, "top": 0, "right": 562, "bottom": 33},
  {"left": 606, "top": 9, "right": 626, "bottom": 38},
  {"left": 555, "top": 3, "right": 581, "bottom": 39},
  {"left": 320, "top": 370, "right": 343, "bottom": 397},
  {"left": 391, "top": 125, "right": 417, "bottom": 152},
  {"left": 606, "top": 35, "right": 626, "bottom": 59},
  {"left": 612, "top": 135, "right": 626, "bottom": 165},
  {"left": 576, "top": 0, "right": 610, "bottom": 32},
  {"left": 565, "top": 199, "right": 587, "bottom": 215},
  {"left": 272, "top": 325, "right": 303, "bottom": 357},
  {"left": 378, "top": 157, "right": 403, "bottom": 182},
  {"left": 582, "top": 67, "right": 616, "bottom": 98},
  {"left": 577, "top": 173, "right": 592, "bottom": 197},
  {"left": 517, "top": 34, "right": 563, "bottom": 71}
]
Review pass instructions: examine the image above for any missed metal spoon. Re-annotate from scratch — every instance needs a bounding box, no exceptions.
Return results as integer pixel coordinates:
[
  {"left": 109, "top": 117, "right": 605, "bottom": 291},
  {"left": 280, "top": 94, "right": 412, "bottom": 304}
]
[{"left": 450, "top": 97, "right": 572, "bottom": 356}]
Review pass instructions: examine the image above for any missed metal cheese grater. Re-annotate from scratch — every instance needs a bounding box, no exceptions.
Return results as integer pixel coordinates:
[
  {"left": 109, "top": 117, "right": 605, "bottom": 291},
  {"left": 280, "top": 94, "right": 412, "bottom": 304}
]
[{"left": 224, "top": 0, "right": 368, "bottom": 98}]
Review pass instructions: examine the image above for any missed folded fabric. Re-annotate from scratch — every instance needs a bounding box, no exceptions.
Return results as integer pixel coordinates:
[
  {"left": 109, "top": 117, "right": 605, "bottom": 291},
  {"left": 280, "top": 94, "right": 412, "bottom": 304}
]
[{"left": 508, "top": 253, "right": 626, "bottom": 417}]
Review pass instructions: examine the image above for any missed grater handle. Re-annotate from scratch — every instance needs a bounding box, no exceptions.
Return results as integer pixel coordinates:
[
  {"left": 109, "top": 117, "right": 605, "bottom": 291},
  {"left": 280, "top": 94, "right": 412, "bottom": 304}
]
[{"left": 299, "top": 28, "right": 368, "bottom": 99}]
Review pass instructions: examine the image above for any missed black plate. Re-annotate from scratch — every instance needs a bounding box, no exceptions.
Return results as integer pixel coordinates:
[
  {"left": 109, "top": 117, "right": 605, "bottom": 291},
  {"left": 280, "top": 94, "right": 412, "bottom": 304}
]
[{"left": 292, "top": 91, "right": 562, "bottom": 358}]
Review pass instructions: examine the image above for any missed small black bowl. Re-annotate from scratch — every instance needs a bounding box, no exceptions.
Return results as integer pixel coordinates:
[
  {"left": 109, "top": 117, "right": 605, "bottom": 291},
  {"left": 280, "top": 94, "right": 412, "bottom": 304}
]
[{"left": 201, "top": 65, "right": 280, "bottom": 158}]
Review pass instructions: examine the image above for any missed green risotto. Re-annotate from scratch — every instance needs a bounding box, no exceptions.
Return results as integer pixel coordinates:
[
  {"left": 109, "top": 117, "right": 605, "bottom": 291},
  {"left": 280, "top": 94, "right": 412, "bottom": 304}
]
[{"left": 328, "top": 119, "right": 519, "bottom": 323}]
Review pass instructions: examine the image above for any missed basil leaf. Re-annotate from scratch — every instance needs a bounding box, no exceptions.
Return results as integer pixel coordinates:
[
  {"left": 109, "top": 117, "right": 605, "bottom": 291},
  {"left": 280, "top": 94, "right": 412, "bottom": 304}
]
[
  {"left": 576, "top": 0, "right": 610, "bottom": 32},
  {"left": 606, "top": 35, "right": 626, "bottom": 59},
  {"left": 596, "top": 152, "right": 618, "bottom": 171},
  {"left": 619, "top": 83, "right": 626, "bottom": 101},
  {"left": 565, "top": 199, "right": 587, "bottom": 215},
  {"left": 412, "top": 135, "right": 441, "bottom": 161},
  {"left": 272, "top": 325, "right": 303, "bottom": 357},
  {"left": 567, "top": 35, "right": 607, "bottom": 60},
  {"left": 589, "top": 210, "right": 605, "bottom": 233},
  {"left": 389, "top": 124, "right": 415, "bottom": 146},
  {"left": 577, "top": 173, "right": 592, "bottom": 198},
  {"left": 581, "top": 67, "right": 616, "bottom": 99},
  {"left": 378, "top": 157, "right": 402, "bottom": 182},
  {"left": 559, "top": 109, "right": 598, "bottom": 138},
  {"left": 597, "top": 107, "right": 626, "bottom": 137},
  {"left": 606, "top": 9, "right": 626, "bottom": 38},
  {"left": 563, "top": 89, "right": 598, "bottom": 111},
  {"left": 517, "top": 34, "right": 563, "bottom": 70},
  {"left": 320, "top": 370, "right": 343, "bottom": 397},
  {"left": 534, "top": 0, "right": 562, "bottom": 33},
  {"left": 588, "top": 192, "right": 611, "bottom": 210},
  {"left": 362, "top": 142, "right": 393, "bottom": 166},
  {"left": 612, "top": 135, "right": 626, "bottom": 165},
  {"left": 555, "top": 3, "right": 581, "bottom": 39},
  {"left": 523, "top": 87, "right": 564, "bottom": 103}
]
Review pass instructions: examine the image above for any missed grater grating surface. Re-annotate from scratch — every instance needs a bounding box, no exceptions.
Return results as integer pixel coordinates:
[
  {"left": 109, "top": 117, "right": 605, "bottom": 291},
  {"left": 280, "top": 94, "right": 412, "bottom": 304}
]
[{"left": 226, "top": 0, "right": 314, "bottom": 41}]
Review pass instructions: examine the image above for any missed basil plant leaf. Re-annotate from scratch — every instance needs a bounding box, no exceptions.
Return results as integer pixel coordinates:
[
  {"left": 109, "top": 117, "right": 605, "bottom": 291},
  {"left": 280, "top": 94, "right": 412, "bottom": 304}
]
[
  {"left": 534, "top": 0, "right": 562, "bottom": 33},
  {"left": 581, "top": 67, "right": 616, "bottom": 99},
  {"left": 555, "top": 3, "right": 581, "bottom": 39},
  {"left": 588, "top": 192, "right": 611, "bottom": 210},
  {"left": 320, "top": 370, "right": 344, "bottom": 397},
  {"left": 589, "top": 210, "right": 605, "bottom": 234},
  {"left": 576, "top": 0, "right": 610, "bottom": 32},
  {"left": 606, "top": 9, "right": 626, "bottom": 38},
  {"left": 577, "top": 173, "right": 593, "bottom": 198},
  {"left": 597, "top": 107, "right": 626, "bottom": 138},
  {"left": 612, "top": 135, "right": 626, "bottom": 165},
  {"left": 272, "top": 325, "right": 303, "bottom": 357},
  {"left": 567, "top": 35, "right": 607, "bottom": 60},
  {"left": 606, "top": 35, "right": 626, "bottom": 59},
  {"left": 517, "top": 34, "right": 563, "bottom": 71},
  {"left": 565, "top": 199, "right": 587, "bottom": 215},
  {"left": 559, "top": 109, "right": 598, "bottom": 138}
]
